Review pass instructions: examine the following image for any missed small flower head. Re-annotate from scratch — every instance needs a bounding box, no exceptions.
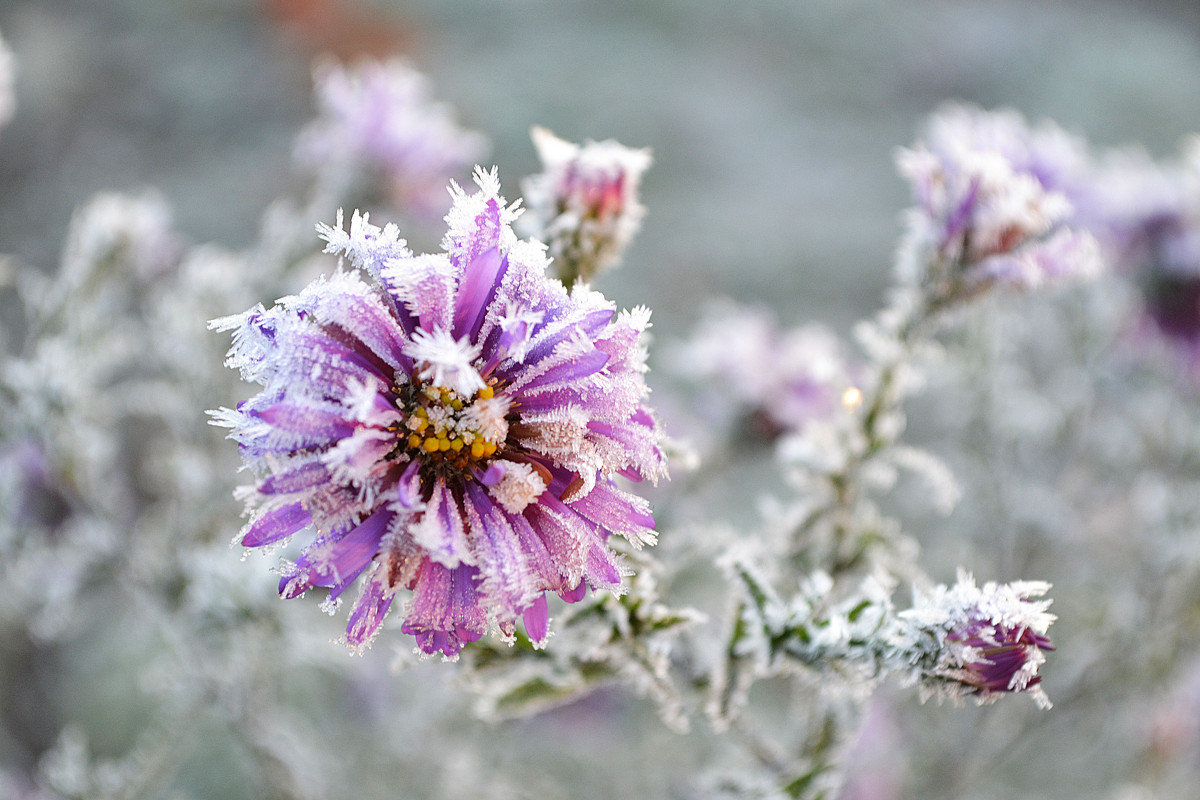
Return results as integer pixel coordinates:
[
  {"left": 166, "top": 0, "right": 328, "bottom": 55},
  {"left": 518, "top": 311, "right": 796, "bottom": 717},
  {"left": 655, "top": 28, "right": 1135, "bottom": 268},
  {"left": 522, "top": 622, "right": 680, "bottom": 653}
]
[
  {"left": 214, "top": 168, "right": 665, "bottom": 657},
  {"left": 901, "top": 572, "right": 1056, "bottom": 707},
  {"left": 520, "top": 126, "right": 651, "bottom": 286},
  {"left": 294, "top": 58, "right": 488, "bottom": 216},
  {"left": 896, "top": 104, "right": 1101, "bottom": 302}
]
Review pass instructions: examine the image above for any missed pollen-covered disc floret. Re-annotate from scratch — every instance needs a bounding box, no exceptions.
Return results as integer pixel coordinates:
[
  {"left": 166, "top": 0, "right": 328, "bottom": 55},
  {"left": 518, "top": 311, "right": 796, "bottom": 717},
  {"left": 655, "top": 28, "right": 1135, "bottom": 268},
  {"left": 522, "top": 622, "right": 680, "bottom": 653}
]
[{"left": 212, "top": 168, "right": 665, "bottom": 657}]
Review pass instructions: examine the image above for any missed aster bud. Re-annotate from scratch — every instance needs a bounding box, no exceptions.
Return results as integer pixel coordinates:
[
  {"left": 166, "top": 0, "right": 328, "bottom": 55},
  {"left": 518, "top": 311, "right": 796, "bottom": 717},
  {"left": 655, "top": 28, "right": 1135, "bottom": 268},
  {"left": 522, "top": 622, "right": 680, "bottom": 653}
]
[{"left": 520, "top": 126, "right": 651, "bottom": 287}]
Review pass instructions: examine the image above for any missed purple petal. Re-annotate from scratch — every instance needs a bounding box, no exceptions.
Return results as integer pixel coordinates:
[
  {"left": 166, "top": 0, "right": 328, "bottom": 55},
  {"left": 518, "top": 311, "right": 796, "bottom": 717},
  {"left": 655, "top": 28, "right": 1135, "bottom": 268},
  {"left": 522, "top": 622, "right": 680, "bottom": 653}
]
[
  {"left": 259, "top": 461, "right": 331, "bottom": 495},
  {"left": 507, "top": 509, "right": 566, "bottom": 594},
  {"left": 402, "top": 560, "right": 487, "bottom": 656},
  {"left": 475, "top": 461, "right": 506, "bottom": 486},
  {"left": 279, "top": 507, "right": 392, "bottom": 599},
  {"left": 559, "top": 580, "right": 588, "bottom": 603},
  {"left": 241, "top": 502, "right": 311, "bottom": 547},
  {"left": 345, "top": 566, "right": 396, "bottom": 646},
  {"left": 513, "top": 348, "right": 609, "bottom": 396},
  {"left": 522, "top": 593, "right": 549, "bottom": 644},
  {"left": 519, "top": 307, "right": 614, "bottom": 367},
  {"left": 256, "top": 404, "right": 356, "bottom": 442},
  {"left": 566, "top": 480, "right": 656, "bottom": 540},
  {"left": 453, "top": 246, "right": 507, "bottom": 342},
  {"left": 394, "top": 459, "right": 424, "bottom": 510},
  {"left": 464, "top": 483, "right": 532, "bottom": 613},
  {"left": 525, "top": 494, "right": 623, "bottom": 591},
  {"left": 411, "top": 481, "right": 471, "bottom": 566}
]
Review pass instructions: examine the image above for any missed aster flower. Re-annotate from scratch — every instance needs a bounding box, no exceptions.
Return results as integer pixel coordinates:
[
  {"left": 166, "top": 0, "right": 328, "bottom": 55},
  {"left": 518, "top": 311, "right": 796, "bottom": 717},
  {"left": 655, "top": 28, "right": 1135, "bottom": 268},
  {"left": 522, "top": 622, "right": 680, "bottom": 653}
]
[
  {"left": 520, "top": 126, "right": 651, "bottom": 287},
  {"left": 294, "top": 58, "right": 488, "bottom": 217},
  {"left": 213, "top": 168, "right": 665, "bottom": 656},
  {"left": 896, "top": 104, "right": 1101, "bottom": 304}
]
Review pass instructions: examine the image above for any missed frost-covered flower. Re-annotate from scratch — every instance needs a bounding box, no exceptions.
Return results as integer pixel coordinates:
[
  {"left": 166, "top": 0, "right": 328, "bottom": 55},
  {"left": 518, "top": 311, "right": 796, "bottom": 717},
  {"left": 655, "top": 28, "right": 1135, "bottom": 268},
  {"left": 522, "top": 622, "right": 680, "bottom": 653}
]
[
  {"left": 899, "top": 572, "right": 1055, "bottom": 707},
  {"left": 294, "top": 58, "right": 487, "bottom": 216},
  {"left": 213, "top": 168, "right": 665, "bottom": 656},
  {"left": 673, "top": 301, "right": 857, "bottom": 439},
  {"left": 520, "top": 126, "right": 651, "bottom": 286},
  {"left": 896, "top": 104, "right": 1101, "bottom": 300},
  {"left": 0, "top": 27, "right": 14, "bottom": 136}
]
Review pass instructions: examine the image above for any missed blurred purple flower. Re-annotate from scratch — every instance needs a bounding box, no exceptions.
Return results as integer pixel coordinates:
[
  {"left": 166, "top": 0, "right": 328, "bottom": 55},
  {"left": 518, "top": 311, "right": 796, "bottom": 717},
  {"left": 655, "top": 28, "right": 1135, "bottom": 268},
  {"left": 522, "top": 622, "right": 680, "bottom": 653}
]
[
  {"left": 896, "top": 104, "right": 1101, "bottom": 300},
  {"left": 295, "top": 58, "right": 488, "bottom": 217},
  {"left": 213, "top": 168, "right": 665, "bottom": 656},
  {"left": 1082, "top": 144, "right": 1200, "bottom": 365},
  {"left": 672, "top": 301, "right": 857, "bottom": 440}
]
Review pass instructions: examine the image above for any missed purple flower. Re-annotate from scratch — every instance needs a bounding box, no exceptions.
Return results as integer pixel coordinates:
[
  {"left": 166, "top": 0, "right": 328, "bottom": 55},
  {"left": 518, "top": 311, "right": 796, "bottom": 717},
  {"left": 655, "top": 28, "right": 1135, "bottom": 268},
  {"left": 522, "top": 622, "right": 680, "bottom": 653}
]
[
  {"left": 896, "top": 105, "right": 1101, "bottom": 300},
  {"left": 294, "top": 58, "right": 488, "bottom": 217},
  {"left": 213, "top": 168, "right": 665, "bottom": 656},
  {"left": 520, "top": 127, "right": 651, "bottom": 286},
  {"left": 902, "top": 572, "right": 1056, "bottom": 707}
]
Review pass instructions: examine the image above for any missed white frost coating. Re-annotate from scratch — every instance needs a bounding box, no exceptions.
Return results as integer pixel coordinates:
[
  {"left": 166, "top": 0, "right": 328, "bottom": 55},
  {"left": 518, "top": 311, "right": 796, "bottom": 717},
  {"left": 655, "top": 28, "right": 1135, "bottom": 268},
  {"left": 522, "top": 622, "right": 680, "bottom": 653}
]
[
  {"left": 460, "top": 394, "right": 510, "bottom": 444},
  {"left": 404, "top": 328, "right": 485, "bottom": 396},
  {"left": 489, "top": 462, "right": 548, "bottom": 514}
]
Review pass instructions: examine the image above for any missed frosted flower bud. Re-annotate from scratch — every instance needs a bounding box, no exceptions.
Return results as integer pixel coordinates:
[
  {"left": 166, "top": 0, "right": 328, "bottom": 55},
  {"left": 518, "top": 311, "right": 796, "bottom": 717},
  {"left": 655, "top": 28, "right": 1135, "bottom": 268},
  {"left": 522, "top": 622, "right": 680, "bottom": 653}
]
[
  {"left": 900, "top": 572, "right": 1056, "bottom": 708},
  {"left": 294, "top": 58, "right": 488, "bottom": 216},
  {"left": 520, "top": 126, "right": 651, "bottom": 286},
  {"left": 896, "top": 104, "right": 1101, "bottom": 301},
  {"left": 213, "top": 168, "right": 665, "bottom": 657}
]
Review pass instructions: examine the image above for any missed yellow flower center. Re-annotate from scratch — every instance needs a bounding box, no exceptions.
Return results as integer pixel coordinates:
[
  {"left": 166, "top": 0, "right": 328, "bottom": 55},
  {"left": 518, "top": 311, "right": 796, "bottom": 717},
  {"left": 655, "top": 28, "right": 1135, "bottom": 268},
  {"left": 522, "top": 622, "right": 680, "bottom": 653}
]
[{"left": 393, "top": 381, "right": 504, "bottom": 473}]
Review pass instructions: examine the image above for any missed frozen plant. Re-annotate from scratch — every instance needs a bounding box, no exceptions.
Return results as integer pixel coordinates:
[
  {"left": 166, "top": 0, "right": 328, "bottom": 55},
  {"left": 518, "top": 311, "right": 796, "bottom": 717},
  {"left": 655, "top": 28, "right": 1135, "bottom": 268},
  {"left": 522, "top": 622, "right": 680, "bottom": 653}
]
[
  {"left": 213, "top": 168, "right": 666, "bottom": 656},
  {"left": 731, "top": 565, "right": 1056, "bottom": 709},
  {"left": 520, "top": 126, "right": 651, "bottom": 286}
]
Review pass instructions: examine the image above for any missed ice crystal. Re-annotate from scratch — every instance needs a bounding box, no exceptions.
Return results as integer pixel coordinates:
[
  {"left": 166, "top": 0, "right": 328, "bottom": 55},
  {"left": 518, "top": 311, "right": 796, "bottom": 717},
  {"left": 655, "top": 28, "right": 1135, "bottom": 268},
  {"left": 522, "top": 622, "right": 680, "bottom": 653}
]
[{"left": 214, "top": 168, "right": 666, "bottom": 656}]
